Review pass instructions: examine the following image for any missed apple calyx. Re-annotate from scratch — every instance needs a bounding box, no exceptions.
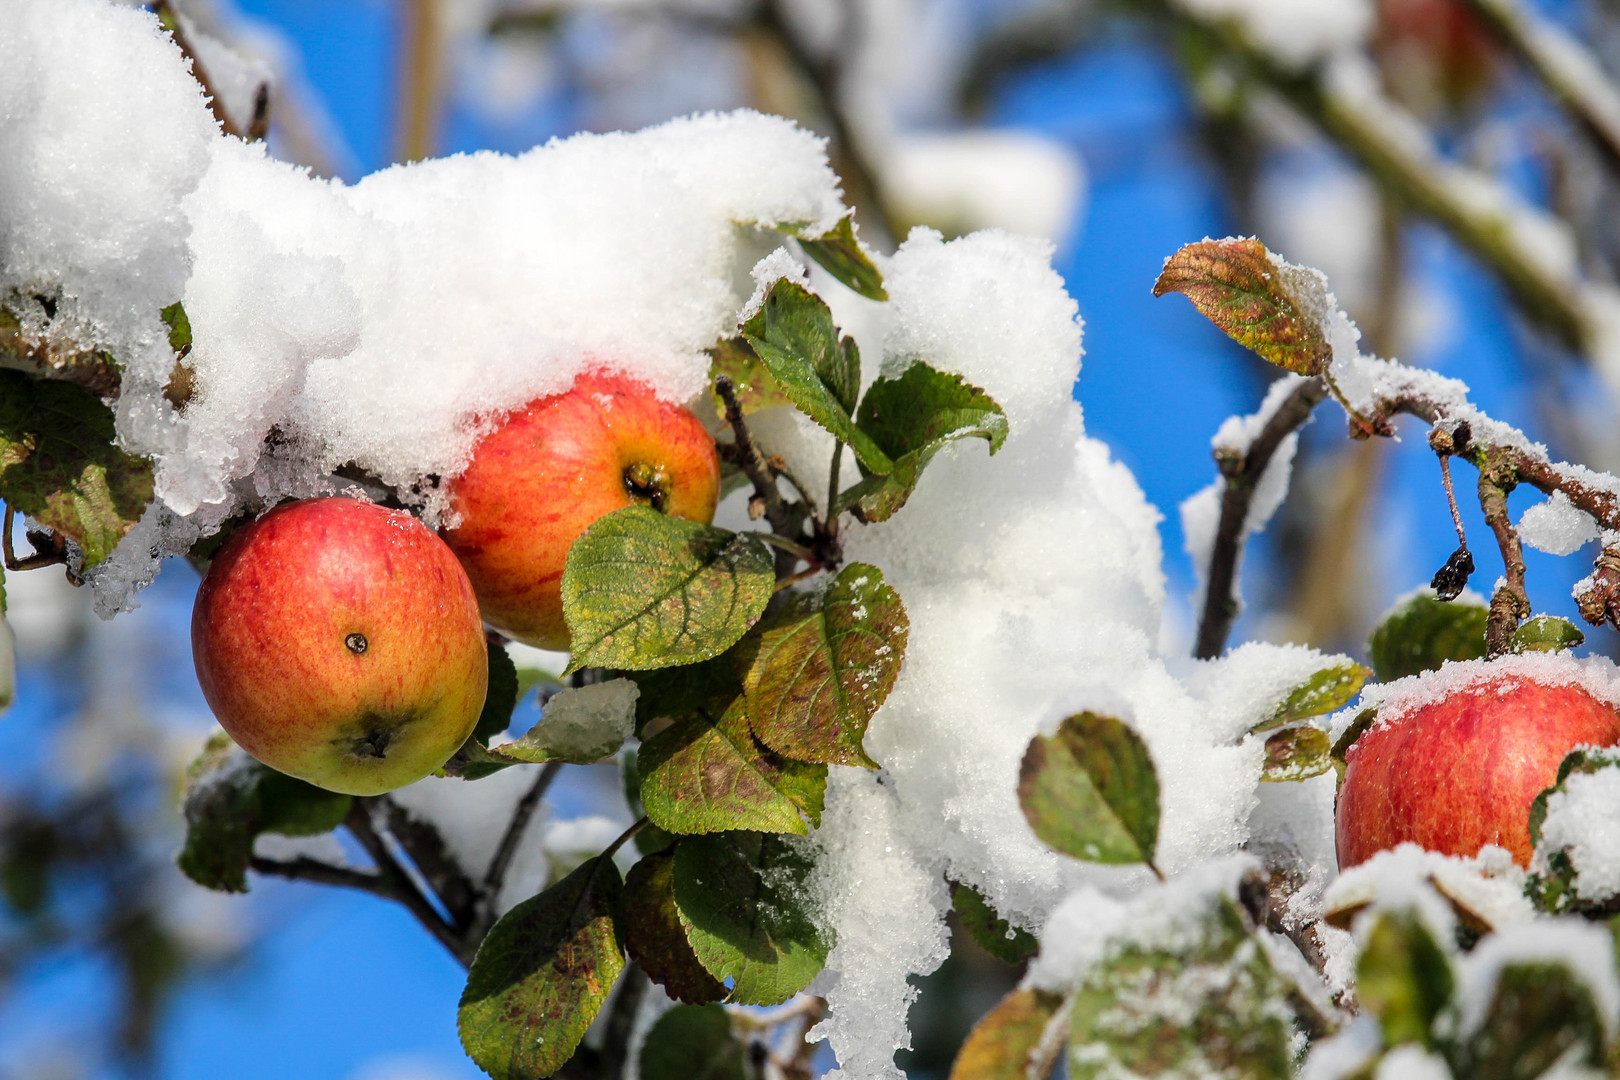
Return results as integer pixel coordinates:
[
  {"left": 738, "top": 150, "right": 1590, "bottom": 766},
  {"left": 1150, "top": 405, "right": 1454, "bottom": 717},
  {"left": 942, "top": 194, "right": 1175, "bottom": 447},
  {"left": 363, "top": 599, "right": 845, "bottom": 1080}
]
[{"left": 623, "top": 460, "right": 673, "bottom": 511}]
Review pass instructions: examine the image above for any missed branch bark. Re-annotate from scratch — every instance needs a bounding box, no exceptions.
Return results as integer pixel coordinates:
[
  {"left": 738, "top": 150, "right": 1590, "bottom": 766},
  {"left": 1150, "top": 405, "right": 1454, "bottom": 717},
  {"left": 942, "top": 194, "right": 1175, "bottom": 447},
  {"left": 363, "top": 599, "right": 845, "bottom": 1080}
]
[
  {"left": 346, "top": 799, "right": 471, "bottom": 966},
  {"left": 1194, "top": 377, "right": 1329, "bottom": 659},
  {"left": 465, "top": 761, "right": 564, "bottom": 943}
]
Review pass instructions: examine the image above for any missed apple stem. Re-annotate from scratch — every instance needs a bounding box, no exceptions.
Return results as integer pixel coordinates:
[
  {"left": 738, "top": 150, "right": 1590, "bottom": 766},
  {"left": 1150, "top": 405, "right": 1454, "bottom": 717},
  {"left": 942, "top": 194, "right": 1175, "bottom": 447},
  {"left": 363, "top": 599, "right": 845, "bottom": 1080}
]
[{"left": 1477, "top": 460, "right": 1531, "bottom": 656}]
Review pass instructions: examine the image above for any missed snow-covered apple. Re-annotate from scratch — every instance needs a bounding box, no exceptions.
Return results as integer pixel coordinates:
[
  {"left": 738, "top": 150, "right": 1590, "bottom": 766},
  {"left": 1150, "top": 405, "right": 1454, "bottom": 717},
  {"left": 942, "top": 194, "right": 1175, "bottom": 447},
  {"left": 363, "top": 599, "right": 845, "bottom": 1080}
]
[
  {"left": 191, "top": 497, "right": 488, "bottom": 795},
  {"left": 442, "top": 371, "right": 721, "bottom": 651},
  {"left": 1336, "top": 663, "right": 1620, "bottom": 868}
]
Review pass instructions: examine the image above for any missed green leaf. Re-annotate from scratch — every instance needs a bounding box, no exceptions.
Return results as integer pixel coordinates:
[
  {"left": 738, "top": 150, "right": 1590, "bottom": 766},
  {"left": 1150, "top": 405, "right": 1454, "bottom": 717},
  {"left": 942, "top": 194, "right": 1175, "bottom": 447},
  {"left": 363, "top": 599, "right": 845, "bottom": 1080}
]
[
  {"left": 474, "top": 638, "right": 520, "bottom": 744},
  {"left": 640, "top": 698, "right": 825, "bottom": 836},
  {"left": 640, "top": 1004, "right": 749, "bottom": 1080},
  {"left": 708, "top": 335, "right": 792, "bottom": 417},
  {"left": 1355, "top": 909, "right": 1454, "bottom": 1048},
  {"left": 951, "top": 880, "right": 1037, "bottom": 965},
  {"left": 672, "top": 831, "right": 828, "bottom": 1006},
  {"left": 160, "top": 301, "right": 192, "bottom": 354},
  {"left": 1452, "top": 961, "right": 1607, "bottom": 1079},
  {"left": 561, "top": 506, "right": 775, "bottom": 674},
  {"left": 459, "top": 855, "right": 624, "bottom": 1080},
  {"left": 621, "top": 853, "right": 726, "bottom": 1005},
  {"left": 787, "top": 215, "right": 888, "bottom": 301},
  {"left": 1530, "top": 746, "right": 1620, "bottom": 848},
  {"left": 1068, "top": 895, "right": 1294, "bottom": 1080},
  {"left": 744, "top": 562, "right": 908, "bottom": 768},
  {"left": 741, "top": 280, "right": 892, "bottom": 473},
  {"left": 497, "top": 680, "right": 639, "bottom": 765},
  {"left": 1368, "top": 592, "right": 1488, "bottom": 683},
  {"left": 632, "top": 650, "right": 748, "bottom": 735},
  {"left": 1251, "top": 663, "right": 1370, "bottom": 733},
  {"left": 176, "top": 732, "right": 352, "bottom": 893},
  {"left": 1151, "top": 238, "right": 1331, "bottom": 376},
  {"left": 1331, "top": 707, "right": 1377, "bottom": 783},
  {"left": 1527, "top": 747, "right": 1620, "bottom": 913},
  {"left": 949, "top": 987, "right": 1065, "bottom": 1080},
  {"left": 0, "top": 369, "right": 153, "bottom": 566},
  {"left": 1017, "top": 712, "right": 1160, "bottom": 869},
  {"left": 1510, "top": 615, "right": 1585, "bottom": 655},
  {"left": 1261, "top": 725, "right": 1333, "bottom": 782},
  {"left": 836, "top": 364, "right": 1009, "bottom": 522}
]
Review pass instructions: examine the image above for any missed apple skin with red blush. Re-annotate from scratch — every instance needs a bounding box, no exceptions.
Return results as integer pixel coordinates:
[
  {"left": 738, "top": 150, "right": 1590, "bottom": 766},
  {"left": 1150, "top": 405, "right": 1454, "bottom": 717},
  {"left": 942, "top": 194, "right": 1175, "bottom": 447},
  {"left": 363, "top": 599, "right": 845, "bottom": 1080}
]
[
  {"left": 191, "top": 497, "right": 488, "bottom": 796},
  {"left": 1336, "top": 673, "right": 1620, "bottom": 869}
]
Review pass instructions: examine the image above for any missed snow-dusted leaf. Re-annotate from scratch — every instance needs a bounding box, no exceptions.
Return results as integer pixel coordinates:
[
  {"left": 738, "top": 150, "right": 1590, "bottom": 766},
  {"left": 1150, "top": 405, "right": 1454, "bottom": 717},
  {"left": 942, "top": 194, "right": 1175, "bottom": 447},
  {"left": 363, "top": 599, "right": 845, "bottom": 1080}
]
[
  {"left": 950, "top": 987, "right": 1065, "bottom": 1080},
  {"left": 1451, "top": 962, "right": 1607, "bottom": 1078},
  {"left": 499, "top": 680, "right": 639, "bottom": 764},
  {"left": 0, "top": 369, "right": 153, "bottom": 567},
  {"left": 639, "top": 1004, "right": 748, "bottom": 1080},
  {"left": 561, "top": 506, "right": 775, "bottom": 674},
  {"left": 160, "top": 300, "right": 192, "bottom": 354},
  {"left": 951, "top": 880, "right": 1038, "bottom": 965},
  {"left": 1261, "top": 725, "right": 1333, "bottom": 782},
  {"left": 708, "top": 334, "right": 790, "bottom": 416},
  {"left": 1530, "top": 747, "right": 1620, "bottom": 848},
  {"left": 639, "top": 697, "right": 825, "bottom": 835},
  {"left": 1152, "top": 238, "right": 1330, "bottom": 376},
  {"left": 837, "top": 364, "right": 1008, "bottom": 523},
  {"left": 672, "top": 832, "right": 827, "bottom": 1006},
  {"left": 786, "top": 215, "right": 888, "bottom": 302},
  {"left": 458, "top": 855, "right": 624, "bottom": 1080},
  {"left": 740, "top": 280, "right": 891, "bottom": 473},
  {"left": 1068, "top": 896, "right": 1294, "bottom": 1080},
  {"left": 1368, "top": 592, "right": 1488, "bottom": 683},
  {"left": 1355, "top": 909, "right": 1454, "bottom": 1048},
  {"left": 1251, "top": 663, "right": 1369, "bottom": 733},
  {"left": 621, "top": 852, "right": 726, "bottom": 1005},
  {"left": 744, "top": 562, "right": 908, "bottom": 768},
  {"left": 1018, "top": 712, "right": 1160, "bottom": 869},
  {"left": 176, "top": 732, "right": 352, "bottom": 893},
  {"left": 1509, "top": 615, "right": 1585, "bottom": 655}
]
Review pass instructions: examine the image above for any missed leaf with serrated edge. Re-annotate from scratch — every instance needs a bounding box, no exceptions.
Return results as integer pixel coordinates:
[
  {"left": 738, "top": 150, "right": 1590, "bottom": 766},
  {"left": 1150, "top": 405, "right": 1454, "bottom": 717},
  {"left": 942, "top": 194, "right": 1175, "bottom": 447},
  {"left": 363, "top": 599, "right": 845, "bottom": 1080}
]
[
  {"left": 790, "top": 216, "right": 888, "bottom": 301},
  {"left": 459, "top": 855, "right": 624, "bottom": 1080},
  {"left": 741, "top": 280, "right": 891, "bottom": 473},
  {"left": 640, "top": 697, "right": 825, "bottom": 835},
  {"left": 951, "top": 880, "right": 1037, "bottom": 966},
  {"left": 0, "top": 370, "right": 153, "bottom": 566},
  {"left": 672, "top": 832, "right": 827, "bottom": 1006},
  {"left": 1017, "top": 712, "right": 1159, "bottom": 868},
  {"left": 1261, "top": 726, "right": 1333, "bottom": 782},
  {"left": 562, "top": 507, "right": 775, "bottom": 674},
  {"left": 1511, "top": 615, "right": 1586, "bottom": 655},
  {"left": 1252, "top": 664, "right": 1369, "bottom": 733},
  {"left": 745, "top": 562, "right": 908, "bottom": 768},
  {"left": 950, "top": 987, "right": 1065, "bottom": 1080},
  {"left": 640, "top": 1004, "right": 748, "bottom": 1080},
  {"left": 622, "top": 852, "right": 726, "bottom": 1005},
  {"left": 1152, "top": 238, "right": 1331, "bottom": 376}
]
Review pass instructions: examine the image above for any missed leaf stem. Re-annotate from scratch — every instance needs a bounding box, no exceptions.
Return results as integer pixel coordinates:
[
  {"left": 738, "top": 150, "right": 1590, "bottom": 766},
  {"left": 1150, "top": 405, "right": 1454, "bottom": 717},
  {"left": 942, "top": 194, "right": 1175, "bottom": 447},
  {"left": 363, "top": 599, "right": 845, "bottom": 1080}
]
[
  {"left": 825, "top": 442, "right": 844, "bottom": 541},
  {"left": 602, "top": 817, "right": 649, "bottom": 860}
]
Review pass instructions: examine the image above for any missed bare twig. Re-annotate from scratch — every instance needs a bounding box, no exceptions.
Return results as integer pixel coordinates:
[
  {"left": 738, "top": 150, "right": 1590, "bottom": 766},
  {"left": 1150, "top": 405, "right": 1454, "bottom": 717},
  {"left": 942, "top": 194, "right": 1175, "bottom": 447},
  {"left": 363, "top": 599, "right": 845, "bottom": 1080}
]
[
  {"left": 1194, "top": 377, "right": 1330, "bottom": 659},
  {"left": 153, "top": 0, "right": 268, "bottom": 141},
  {"left": 248, "top": 856, "right": 390, "bottom": 894},
  {"left": 466, "top": 761, "right": 564, "bottom": 943},
  {"left": 1477, "top": 459, "right": 1530, "bottom": 655},
  {"left": 597, "top": 963, "right": 648, "bottom": 1080},
  {"left": 1576, "top": 545, "right": 1620, "bottom": 628},
  {"left": 346, "top": 800, "right": 470, "bottom": 965},
  {"left": 396, "top": 0, "right": 445, "bottom": 163},
  {"left": 379, "top": 795, "right": 478, "bottom": 930}
]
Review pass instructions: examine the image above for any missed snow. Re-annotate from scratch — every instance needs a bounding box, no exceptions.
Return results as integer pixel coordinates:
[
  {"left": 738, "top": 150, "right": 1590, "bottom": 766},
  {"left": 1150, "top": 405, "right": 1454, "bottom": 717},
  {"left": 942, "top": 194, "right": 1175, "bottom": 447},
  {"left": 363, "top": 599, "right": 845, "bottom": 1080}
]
[
  {"left": 1323, "top": 844, "right": 1534, "bottom": 935},
  {"left": 1519, "top": 490, "right": 1600, "bottom": 556},
  {"left": 1356, "top": 654, "right": 1620, "bottom": 736},
  {"left": 1455, "top": 921, "right": 1620, "bottom": 1042},
  {"left": 1535, "top": 765, "right": 1620, "bottom": 901}
]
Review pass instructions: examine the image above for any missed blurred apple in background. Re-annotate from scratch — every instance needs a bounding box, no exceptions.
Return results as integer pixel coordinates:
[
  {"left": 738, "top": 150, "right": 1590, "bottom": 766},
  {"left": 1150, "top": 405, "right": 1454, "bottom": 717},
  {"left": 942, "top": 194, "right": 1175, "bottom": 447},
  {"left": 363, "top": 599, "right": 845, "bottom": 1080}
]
[
  {"left": 443, "top": 371, "right": 721, "bottom": 651},
  {"left": 1336, "top": 665, "right": 1620, "bottom": 868},
  {"left": 191, "top": 497, "right": 488, "bottom": 795}
]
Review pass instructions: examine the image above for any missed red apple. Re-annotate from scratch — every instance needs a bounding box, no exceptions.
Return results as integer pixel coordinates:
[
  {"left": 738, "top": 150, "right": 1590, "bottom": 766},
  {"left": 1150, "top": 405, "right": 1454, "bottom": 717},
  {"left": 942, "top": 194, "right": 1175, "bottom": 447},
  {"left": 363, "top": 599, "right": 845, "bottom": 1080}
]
[
  {"left": 1336, "top": 667, "right": 1620, "bottom": 869},
  {"left": 192, "top": 497, "right": 488, "bottom": 795},
  {"left": 442, "top": 371, "right": 721, "bottom": 651}
]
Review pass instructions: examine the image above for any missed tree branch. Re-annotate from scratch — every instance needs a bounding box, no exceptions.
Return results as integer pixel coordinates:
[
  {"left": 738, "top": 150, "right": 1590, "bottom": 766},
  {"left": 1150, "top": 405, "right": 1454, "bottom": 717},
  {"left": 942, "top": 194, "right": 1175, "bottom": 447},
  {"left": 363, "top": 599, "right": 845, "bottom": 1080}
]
[
  {"left": 153, "top": 0, "right": 269, "bottom": 141},
  {"left": 715, "top": 375, "right": 813, "bottom": 581},
  {"left": 1461, "top": 0, "right": 1620, "bottom": 173},
  {"left": 1477, "top": 458, "right": 1530, "bottom": 655},
  {"left": 1194, "top": 378, "right": 1329, "bottom": 659},
  {"left": 346, "top": 799, "right": 471, "bottom": 966},
  {"left": 248, "top": 855, "right": 389, "bottom": 894},
  {"left": 465, "top": 761, "right": 564, "bottom": 943}
]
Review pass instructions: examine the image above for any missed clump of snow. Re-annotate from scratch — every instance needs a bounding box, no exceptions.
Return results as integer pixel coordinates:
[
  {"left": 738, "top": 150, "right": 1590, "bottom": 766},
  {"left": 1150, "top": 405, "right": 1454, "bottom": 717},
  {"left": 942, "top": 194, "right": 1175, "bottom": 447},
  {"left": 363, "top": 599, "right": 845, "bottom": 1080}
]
[
  {"left": 1518, "top": 490, "right": 1600, "bottom": 556},
  {"left": 883, "top": 131, "right": 1084, "bottom": 243},
  {"left": 1172, "top": 0, "right": 1371, "bottom": 70},
  {"left": 1372, "top": 1046, "right": 1452, "bottom": 1080},
  {"left": 515, "top": 679, "right": 639, "bottom": 763},
  {"left": 1298, "top": 1017, "right": 1382, "bottom": 1080},
  {"left": 1535, "top": 765, "right": 1620, "bottom": 901},
  {"left": 1454, "top": 921, "right": 1620, "bottom": 1042},
  {"left": 1323, "top": 844, "right": 1533, "bottom": 935}
]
